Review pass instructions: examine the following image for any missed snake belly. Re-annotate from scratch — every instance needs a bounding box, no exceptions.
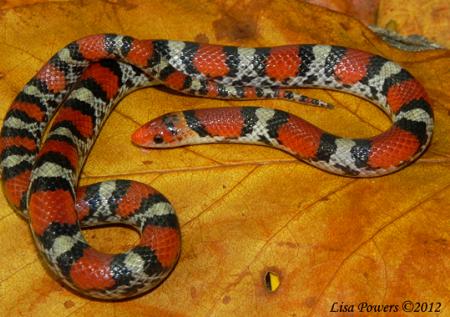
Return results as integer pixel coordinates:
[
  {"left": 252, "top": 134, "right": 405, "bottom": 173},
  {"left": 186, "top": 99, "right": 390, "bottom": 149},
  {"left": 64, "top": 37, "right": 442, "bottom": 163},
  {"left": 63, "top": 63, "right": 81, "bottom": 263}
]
[{"left": 0, "top": 34, "right": 434, "bottom": 299}]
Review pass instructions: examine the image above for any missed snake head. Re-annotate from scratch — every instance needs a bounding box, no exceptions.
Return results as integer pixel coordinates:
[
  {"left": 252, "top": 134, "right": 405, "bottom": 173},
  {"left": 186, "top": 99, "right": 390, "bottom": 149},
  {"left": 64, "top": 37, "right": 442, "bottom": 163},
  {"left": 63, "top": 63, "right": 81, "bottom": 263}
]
[{"left": 132, "top": 112, "right": 195, "bottom": 148}]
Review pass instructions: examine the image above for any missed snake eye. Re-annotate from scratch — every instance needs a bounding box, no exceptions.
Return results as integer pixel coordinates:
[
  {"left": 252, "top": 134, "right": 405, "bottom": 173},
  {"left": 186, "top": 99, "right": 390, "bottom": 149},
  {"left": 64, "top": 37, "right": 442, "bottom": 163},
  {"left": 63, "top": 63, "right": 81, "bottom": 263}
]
[{"left": 153, "top": 134, "right": 164, "bottom": 144}]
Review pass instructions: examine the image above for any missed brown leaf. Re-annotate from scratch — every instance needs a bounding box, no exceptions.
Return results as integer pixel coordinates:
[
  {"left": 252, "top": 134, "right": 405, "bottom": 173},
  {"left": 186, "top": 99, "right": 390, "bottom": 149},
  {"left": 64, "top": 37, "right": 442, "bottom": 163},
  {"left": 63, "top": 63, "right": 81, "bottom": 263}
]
[
  {"left": 304, "top": 0, "right": 381, "bottom": 25},
  {"left": 378, "top": 0, "right": 450, "bottom": 48},
  {"left": 0, "top": 1, "right": 449, "bottom": 316}
]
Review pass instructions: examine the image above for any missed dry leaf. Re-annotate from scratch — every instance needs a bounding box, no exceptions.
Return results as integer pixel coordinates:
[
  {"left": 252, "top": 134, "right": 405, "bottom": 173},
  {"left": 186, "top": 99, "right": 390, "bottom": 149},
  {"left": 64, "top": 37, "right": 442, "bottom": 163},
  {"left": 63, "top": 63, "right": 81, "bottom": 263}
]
[
  {"left": 0, "top": 1, "right": 449, "bottom": 316},
  {"left": 304, "top": 0, "right": 380, "bottom": 25},
  {"left": 305, "top": 0, "right": 449, "bottom": 48},
  {"left": 378, "top": 0, "right": 449, "bottom": 48}
]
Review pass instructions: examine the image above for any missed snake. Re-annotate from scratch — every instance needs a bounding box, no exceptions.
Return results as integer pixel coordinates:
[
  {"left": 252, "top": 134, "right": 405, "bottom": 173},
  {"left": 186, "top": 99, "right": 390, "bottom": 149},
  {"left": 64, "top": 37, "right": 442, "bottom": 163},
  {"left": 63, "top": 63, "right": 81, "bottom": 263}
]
[{"left": 0, "top": 34, "right": 434, "bottom": 299}]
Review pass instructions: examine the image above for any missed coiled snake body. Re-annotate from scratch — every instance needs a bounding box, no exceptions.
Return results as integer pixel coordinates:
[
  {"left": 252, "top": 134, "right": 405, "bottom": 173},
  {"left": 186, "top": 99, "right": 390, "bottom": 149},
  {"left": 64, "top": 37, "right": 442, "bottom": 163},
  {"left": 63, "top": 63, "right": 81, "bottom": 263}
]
[{"left": 0, "top": 34, "right": 434, "bottom": 299}]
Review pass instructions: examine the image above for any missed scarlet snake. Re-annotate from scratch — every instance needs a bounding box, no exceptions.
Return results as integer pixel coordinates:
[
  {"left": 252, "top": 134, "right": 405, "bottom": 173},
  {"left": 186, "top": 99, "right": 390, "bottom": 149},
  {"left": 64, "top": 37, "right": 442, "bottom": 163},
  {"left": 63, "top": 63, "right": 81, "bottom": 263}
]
[{"left": 0, "top": 34, "right": 434, "bottom": 299}]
